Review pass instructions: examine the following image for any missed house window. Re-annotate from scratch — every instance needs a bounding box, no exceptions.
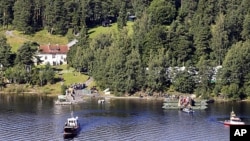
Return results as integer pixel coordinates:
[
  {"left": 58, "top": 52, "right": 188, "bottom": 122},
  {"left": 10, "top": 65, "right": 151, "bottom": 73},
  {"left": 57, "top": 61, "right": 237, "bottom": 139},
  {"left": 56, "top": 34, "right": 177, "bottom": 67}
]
[
  {"left": 61, "top": 56, "right": 63, "bottom": 59},
  {"left": 52, "top": 54, "right": 55, "bottom": 58},
  {"left": 45, "top": 56, "right": 47, "bottom": 60}
]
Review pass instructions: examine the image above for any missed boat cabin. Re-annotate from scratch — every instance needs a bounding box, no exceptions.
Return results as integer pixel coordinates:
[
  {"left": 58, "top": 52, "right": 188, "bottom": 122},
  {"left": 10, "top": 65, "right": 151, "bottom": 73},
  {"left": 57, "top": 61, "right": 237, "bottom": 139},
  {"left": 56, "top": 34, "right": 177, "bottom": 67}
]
[{"left": 65, "top": 117, "right": 78, "bottom": 127}]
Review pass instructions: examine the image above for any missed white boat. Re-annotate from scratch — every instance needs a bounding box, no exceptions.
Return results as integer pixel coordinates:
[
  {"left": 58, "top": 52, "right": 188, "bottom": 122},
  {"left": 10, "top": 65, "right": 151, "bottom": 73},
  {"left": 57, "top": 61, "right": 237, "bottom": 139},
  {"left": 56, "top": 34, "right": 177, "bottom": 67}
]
[
  {"left": 98, "top": 99, "right": 105, "bottom": 104},
  {"left": 182, "top": 107, "right": 194, "bottom": 113},
  {"left": 64, "top": 113, "right": 80, "bottom": 138},
  {"left": 223, "top": 110, "right": 245, "bottom": 126}
]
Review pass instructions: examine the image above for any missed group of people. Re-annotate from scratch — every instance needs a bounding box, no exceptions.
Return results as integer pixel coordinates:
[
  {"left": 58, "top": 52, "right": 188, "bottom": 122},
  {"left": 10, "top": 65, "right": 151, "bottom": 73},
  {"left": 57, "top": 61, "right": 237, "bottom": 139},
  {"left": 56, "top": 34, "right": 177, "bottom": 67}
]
[
  {"left": 69, "top": 83, "right": 86, "bottom": 90},
  {"left": 178, "top": 96, "right": 195, "bottom": 109}
]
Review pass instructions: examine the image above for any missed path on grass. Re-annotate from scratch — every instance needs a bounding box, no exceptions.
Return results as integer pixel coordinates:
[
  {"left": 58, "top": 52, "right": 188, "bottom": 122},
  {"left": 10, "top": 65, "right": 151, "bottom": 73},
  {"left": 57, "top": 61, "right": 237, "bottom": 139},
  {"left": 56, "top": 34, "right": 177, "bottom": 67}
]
[
  {"left": 84, "top": 77, "right": 93, "bottom": 87},
  {"left": 5, "top": 30, "right": 31, "bottom": 41}
]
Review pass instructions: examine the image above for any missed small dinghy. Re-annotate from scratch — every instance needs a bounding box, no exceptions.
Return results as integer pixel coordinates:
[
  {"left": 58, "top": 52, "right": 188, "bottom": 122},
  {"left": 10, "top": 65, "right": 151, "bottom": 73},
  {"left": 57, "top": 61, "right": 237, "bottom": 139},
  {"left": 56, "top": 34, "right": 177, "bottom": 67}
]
[{"left": 182, "top": 107, "right": 194, "bottom": 113}]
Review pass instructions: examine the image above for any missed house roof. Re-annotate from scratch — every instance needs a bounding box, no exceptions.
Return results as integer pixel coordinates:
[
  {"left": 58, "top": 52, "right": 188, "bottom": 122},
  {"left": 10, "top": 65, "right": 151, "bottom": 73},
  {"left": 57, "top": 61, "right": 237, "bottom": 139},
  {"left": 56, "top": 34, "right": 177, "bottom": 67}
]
[{"left": 39, "top": 44, "right": 69, "bottom": 54}]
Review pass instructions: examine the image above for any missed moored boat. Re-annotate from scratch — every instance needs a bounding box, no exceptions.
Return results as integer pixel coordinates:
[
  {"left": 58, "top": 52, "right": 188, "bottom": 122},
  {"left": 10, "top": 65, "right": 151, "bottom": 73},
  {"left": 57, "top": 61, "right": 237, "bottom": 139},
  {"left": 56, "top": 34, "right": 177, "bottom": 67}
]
[
  {"left": 223, "top": 110, "right": 245, "bottom": 126},
  {"left": 64, "top": 114, "right": 81, "bottom": 138},
  {"left": 182, "top": 107, "right": 194, "bottom": 113}
]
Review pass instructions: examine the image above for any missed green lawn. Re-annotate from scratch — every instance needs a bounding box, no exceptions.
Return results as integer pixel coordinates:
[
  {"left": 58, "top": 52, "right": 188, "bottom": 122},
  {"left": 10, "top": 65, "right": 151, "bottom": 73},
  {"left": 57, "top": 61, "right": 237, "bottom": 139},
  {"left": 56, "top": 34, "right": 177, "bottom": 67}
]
[
  {"left": 3, "top": 21, "right": 134, "bottom": 52},
  {"left": 89, "top": 21, "right": 134, "bottom": 38},
  {"left": 53, "top": 64, "right": 89, "bottom": 86},
  {"left": 5, "top": 30, "right": 68, "bottom": 52}
]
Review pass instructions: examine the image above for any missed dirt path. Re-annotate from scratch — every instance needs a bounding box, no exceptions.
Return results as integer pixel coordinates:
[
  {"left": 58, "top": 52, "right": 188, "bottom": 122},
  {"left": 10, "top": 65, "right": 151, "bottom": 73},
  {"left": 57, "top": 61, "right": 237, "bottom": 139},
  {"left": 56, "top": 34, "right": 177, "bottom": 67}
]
[{"left": 84, "top": 77, "right": 93, "bottom": 87}]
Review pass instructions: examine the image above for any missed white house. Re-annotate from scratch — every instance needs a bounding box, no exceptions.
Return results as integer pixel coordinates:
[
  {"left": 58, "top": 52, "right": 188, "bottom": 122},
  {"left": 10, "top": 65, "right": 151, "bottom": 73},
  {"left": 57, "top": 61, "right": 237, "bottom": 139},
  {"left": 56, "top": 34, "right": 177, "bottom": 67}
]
[
  {"left": 36, "top": 39, "right": 78, "bottom": 65},
  {"left": 36, "top": 43, "right": 69, "bottom": 65}
]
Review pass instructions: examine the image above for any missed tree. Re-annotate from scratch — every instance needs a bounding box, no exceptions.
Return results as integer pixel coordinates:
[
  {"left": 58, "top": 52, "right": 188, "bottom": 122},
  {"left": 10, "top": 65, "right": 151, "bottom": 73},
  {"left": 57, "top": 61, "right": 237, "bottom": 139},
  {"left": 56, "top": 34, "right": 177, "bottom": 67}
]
[
  {"left": 167, "top": 21, "right": 195, "bottom": 66},
  {"left": 131, "top": 0, "right": 152, "bottom": 19},
  {"left": 224, "top": 8, "right": 244, "bottom": 45},
  {"left": 146, "top": 49, "right": 169, "bottom": 93},
  {"left": 44, "top": 0, "right": 67, "bottom": 35},
  {"left": 15, "top": 42, "right": 38, "bottom": 66},
  {"left": 5, "top": 64, "right": 26, "bottom": 84},
  {"left": 241, "top": 14, "right": 250, "bottom": 40},
  {"left": 218, "top": 41, "right": 250, "bottom": 99},
  {"left": 143, "top": 25, "right": 167, "bottom": 62},
  {"left": 13, "top": 0, "right": 33, "bottom": 33},
  {"left": 38, "top": 68, "right": 46, "bottom": 86},
  {"left": 76, "top": 25, "right": 89, "bottom": 48},
  {"left": 192, "top": 23, "right": 212, "bottom": 61},
  {"left": 124, "top": 48, "right": 144, "bottom": 93},
  {"left": 172, "top": 70, "right": 196, "bottom": 94},
  {"left": 117, "top": 1, "right": 127, "bottom": 30},
  {"left": 65, "top": 0, "right": 81, "bottom": 35},
  {"left": 178, "top": 0, "right": 198, "bottom": 25},
  {"left": 131, "top": 12, "right": 152, "bottom": 66},
  {"left": 13, "top": 41, "right": 38, "bottom": 84},
  {"left": 210, "top": 13, "right": 229, "bottom": 65},
  {"left": 147, "top": 0, "right": 176, "bottom": 25},
  {"left": 32, "top": 0, "right": 45, "bottom": 31},
  {"left": 0, "top": 35, "right": 14, "bottom": 68},
  {"left": 0, "top": 0, "right": 15, "bottom": 28},
  {"left": 195, "top": 57, "right": 214, "bottom": 98},
  {"left": 44, "top": 63, "right": 55, "bottom": 84}
]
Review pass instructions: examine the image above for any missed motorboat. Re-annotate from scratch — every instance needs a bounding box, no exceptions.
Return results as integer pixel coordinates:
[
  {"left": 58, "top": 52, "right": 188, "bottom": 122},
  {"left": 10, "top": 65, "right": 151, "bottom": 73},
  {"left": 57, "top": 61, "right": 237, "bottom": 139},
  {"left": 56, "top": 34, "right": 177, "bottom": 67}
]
[
  {"left": 64, "top": 114, "right": 80, "bottom": 138},
  {"left": 223, "top": 110, "right": 245, "bottom": 126},
  {"left": 182, "top": 107, "right": 194, "bottom": 113}
]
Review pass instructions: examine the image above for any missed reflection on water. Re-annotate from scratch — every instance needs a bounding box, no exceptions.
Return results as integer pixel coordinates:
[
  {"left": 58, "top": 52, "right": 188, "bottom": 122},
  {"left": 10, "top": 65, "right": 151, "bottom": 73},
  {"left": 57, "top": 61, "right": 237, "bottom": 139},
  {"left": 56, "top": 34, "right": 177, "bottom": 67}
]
[{"left": 0, "top": 94, "right": 250, "bottom": 141}]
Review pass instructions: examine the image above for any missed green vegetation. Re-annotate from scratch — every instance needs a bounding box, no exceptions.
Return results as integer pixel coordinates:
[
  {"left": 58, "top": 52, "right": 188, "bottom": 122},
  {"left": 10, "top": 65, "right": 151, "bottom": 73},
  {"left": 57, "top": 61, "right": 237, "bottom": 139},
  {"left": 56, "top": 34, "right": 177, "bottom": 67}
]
[
  {"left": 6, "top": 30, "right": 68, "bottom": 52},
  {"left": 89, "top": 22, "right": 134, "bottom": 39},
  {"left": 4, "top": 22, "right": 134, "bottom": 52},
  {"left": 1, "top": 0, "right": 250, "bottom": 100},
  {"left": 61, "top": 72, "right": 88, "bottom": 85}
]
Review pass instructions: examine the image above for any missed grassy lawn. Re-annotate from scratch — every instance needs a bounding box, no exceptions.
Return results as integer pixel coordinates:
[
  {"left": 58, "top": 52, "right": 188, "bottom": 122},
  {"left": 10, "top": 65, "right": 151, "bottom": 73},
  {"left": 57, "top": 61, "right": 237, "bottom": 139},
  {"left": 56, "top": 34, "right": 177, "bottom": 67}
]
[
  {"left": 36, "top": 68, "right": 89, "bottom": 95},
  {"left": 89, "top": 21, "right": 134, "bottom": 38},
  {"left": 56, "top": 64, "right": 89, "bottom": 89},
  {"left": 61, "top": 72, "right": 89, "bottom": 86},
  {"left": 4, "top": 30, "right": 68, "bottom": 52},
  {"left": 3, "top": 21, "right": 134, "bottom": 52},
  {"left": 6, "top": 36, "right": 26, "bottom": 52}
]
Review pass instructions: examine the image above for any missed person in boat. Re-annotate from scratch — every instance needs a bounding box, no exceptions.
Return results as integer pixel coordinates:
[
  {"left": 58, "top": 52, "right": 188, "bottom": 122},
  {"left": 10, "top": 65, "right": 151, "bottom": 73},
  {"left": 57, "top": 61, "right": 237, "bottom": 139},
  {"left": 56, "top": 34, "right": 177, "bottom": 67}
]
[{"left": 231, "top": 111, "right": 236, "bottom": 117}]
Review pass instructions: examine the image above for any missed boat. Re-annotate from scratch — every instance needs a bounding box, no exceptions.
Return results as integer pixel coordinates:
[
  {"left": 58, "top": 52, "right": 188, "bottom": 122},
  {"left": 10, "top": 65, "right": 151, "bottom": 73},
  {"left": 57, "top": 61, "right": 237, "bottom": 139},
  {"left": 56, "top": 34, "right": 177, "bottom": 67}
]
[
  {"left": 98, "top": 99, "right": 105, "bottom": 104},
  {"left": 223, "top": 110, "right": 245, "bottom": 126},
  {"left": 55, "top": 95, "right": 77, "bottom": 105},
  {"left": 64, "top": 114, "right": 81, "bottom": 138},
  {"left": 182, "top": 107, "right": 194, "bottom": 113}
]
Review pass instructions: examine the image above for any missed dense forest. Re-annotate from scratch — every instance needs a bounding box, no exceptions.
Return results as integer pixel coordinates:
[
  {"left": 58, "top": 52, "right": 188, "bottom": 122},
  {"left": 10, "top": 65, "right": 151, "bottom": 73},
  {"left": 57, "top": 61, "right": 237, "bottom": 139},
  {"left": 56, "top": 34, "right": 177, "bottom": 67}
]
[{"left": 0, "top": 0, "right": 250, "bottom": 100}]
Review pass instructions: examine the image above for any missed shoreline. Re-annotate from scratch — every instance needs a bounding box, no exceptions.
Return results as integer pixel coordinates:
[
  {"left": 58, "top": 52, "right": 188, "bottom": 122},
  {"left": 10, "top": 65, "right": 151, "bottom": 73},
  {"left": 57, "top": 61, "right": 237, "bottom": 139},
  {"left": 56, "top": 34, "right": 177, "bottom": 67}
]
[{"left": 1, "top": 91, "right": 250, "bottom": 102}]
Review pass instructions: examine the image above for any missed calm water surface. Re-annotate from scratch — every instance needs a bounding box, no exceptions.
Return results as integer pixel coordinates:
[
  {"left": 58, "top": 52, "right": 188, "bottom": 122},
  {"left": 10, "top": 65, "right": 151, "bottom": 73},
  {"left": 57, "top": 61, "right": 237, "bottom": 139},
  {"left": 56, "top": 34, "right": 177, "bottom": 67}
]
[{"left": 0, "top": 94, "right": 250, "bottom": 141}]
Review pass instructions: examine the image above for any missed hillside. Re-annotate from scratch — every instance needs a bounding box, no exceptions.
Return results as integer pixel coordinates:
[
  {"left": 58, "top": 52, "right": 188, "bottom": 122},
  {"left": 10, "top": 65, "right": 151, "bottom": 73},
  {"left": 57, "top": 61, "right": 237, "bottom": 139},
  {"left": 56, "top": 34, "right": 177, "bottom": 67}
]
[
  {"left": 4, "top": 30, "right": 68, "bottom": 52},
  {"left": 1, "top": 22, "right": 134, "bottom": 95},
  {"left": 3, "top": 21, "right": 134, "bottom": 52}
]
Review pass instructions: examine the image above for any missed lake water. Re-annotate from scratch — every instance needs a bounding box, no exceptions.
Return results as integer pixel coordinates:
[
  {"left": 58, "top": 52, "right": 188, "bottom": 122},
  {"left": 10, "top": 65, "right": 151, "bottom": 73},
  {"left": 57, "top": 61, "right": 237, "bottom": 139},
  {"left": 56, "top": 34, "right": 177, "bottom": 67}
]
[{"left": 0, "top": 94, "right": 250, "bottom": 141}]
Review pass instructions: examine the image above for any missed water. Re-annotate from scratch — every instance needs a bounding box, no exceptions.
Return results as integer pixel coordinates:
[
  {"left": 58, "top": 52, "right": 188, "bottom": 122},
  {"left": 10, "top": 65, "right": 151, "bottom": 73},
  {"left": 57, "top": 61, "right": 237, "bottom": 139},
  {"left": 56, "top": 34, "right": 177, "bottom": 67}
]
[{"left": 0, "top": 94, "right": 250, "bottom": 141}]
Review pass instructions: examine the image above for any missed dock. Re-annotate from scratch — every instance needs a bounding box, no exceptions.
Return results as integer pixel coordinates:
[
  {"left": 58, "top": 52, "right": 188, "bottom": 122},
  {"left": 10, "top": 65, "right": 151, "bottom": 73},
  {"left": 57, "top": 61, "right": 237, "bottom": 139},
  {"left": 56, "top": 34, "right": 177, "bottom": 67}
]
[
  {"left": 54, "top": 89, "right": 92, "bottom": 105},
  {"left": 162, "top": 96, "right": 208, "bottom": 110}
]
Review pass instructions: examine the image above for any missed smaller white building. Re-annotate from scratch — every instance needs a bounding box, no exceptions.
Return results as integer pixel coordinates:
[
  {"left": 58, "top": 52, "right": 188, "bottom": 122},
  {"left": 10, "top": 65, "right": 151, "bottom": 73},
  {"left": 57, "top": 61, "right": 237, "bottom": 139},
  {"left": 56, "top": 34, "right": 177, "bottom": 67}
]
[{"left": 37, "top": 44, "right": 69, "bottom": 65}]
